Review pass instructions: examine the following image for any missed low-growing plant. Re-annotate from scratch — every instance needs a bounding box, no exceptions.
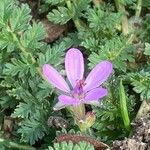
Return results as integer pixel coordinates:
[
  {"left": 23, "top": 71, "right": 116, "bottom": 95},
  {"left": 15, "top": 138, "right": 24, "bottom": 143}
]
[{"left": 0, "top": 0, "right": 150, "bottom": 149}]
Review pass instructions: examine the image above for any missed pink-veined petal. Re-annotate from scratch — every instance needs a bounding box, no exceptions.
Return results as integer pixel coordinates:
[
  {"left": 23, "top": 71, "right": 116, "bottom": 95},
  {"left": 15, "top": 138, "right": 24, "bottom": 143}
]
[
  {"left": 84, "top": 61, "right": 113, "bottom": 92},
  {"left": 58, "top": 95, "right": 80, "bottom": 105},
  {"left": 65, "top": 48, "right": 84, "bottom": 88},
  {"left": 85, "top": 87, "right": 108, "bottom": 101},
  {"left": 42, "top": 64, "right": 70, "bottom": 93}
]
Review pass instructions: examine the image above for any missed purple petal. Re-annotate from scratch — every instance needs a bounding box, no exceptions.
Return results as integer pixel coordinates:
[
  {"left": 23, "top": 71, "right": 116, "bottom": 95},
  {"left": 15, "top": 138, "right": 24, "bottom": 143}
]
[
  {"left": 42, "top": 64, "right": 70, "bottom": 93},
  {"left": 85, "top": 87, "right": 108, "bottom": 101},
  {"left": 84, "top": 101, "right": 100, "bottom": 106},
  {"left": 53, "top": 102, "right": 66, "bottom": 111},
  {"left": 84, "top": 61, "right": 113, "bottom": 92},
  {"left": 65, "top": 48, "right": 84, "bottom": 88},
  {"left": 58, "top": 95, "right": 80, "bottom": 105}
]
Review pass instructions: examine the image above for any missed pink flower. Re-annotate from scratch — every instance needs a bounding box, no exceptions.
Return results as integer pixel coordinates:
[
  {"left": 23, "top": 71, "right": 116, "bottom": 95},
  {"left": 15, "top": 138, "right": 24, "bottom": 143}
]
[{"left": 42, "top": 48, "right": 113, "bottom": 110}]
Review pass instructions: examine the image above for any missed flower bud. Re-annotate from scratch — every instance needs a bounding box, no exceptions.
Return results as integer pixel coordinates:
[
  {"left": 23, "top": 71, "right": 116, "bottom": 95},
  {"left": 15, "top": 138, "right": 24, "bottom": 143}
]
[{"left": 78, "top": 111, "right": 96, "bottom": 131}]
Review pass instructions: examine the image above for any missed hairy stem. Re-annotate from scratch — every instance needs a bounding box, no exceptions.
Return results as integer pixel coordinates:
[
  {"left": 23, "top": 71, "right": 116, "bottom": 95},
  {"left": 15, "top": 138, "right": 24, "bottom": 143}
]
[
  {"left": 0, "top": 138, "right": 35, "bottom": 150},
  {"left": 135, "top": 0, "right": 142, "bottom": 17},
  {"left": 65, "top": 0, "right": 86, "bottom": 30},
  {"left": 110, "top": 34, "right": 135, "bottom": 60},
  {"left": 6, "top": 24, "right": 43, "bottom": 77},
  {"left": 114, "top": 0, "right": 129, "bottom": 35},
  {"left": 92, "top": 0, "right": 103, "bottom": 7},
  {"left": 71, "top": 104, "right": 86, "bottom": 122}
]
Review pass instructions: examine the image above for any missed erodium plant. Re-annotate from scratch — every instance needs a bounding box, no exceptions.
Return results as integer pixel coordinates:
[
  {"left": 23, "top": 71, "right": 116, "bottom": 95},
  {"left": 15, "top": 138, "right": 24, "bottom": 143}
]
[
  {"left": 0, "top": 0, "right": 150, "bottom": 149},
  {"left": 42, "top": 48, "right": 113, "bottom": 131}
]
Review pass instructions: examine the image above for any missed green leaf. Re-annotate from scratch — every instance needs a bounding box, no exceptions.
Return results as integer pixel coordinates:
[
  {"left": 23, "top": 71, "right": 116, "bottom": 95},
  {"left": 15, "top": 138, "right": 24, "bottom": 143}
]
[
  {"left": 72, "top": 0, "right": 91, "bottom": 18},
  {"left": 142, "top": 0, "right": 150, "bottom": 7},
  {"left": 4, "top": 54, "right": 36, "bottom": 77},
  {"left": 0, "top": 95, "right": 17, "bottom": 109},
  {"left": 10, "top": 4, "right": 31, "bottom": 32},
  {"left": 81, "top": 37, "right": 99, "bottom": 52},
  {"left": 47, "top": 7, "right": 71, "bottom": 24},
  {"left": 20, "top": 22, "right": 45, "bottom": 51},
  {"left": 144, "top": 43, "right": 150, "bottom": 56},
  {"left": 88, "top": 36, "right": 134, "bottom": 71},
  {"left": 0, "top": 0, "right": 14, "bottom": 28},
  {"left": 0, "top": 28, "right": 15, "bottom": 51},
  {"left": 37, "top": 81, "right": 53, "bottom": 99},
  {"left": 127, "top": 71, "right": 150, "bottom": 100},
  {"left": 119, "top": 79, "right": 130, "bottom": 131},
  {"left": 18, "top": 113, "right": 48, "bottom": 145},
  {"left": 11, "top": 102, "right": 36, "bottom": 119},
  {"left": 46, "top": 141, "right": 94, "bottom": 150},
  {"left": 87, "top": 7, "right": 121, "bottom": 32},
  {"left": 57, "top": 32, "right": 81, "bottom": 48},
  {"left": 38, "top": 42, "right": 66, "bottom": 66},
  {"left": 87, "top": 7, "right": 104, "bottom": 31},
  {"left": 46, "top": 0, "right": 64, "bottom": 5},
  {"left": 123, "top": 0, "right": 136, "bottom": 5}
]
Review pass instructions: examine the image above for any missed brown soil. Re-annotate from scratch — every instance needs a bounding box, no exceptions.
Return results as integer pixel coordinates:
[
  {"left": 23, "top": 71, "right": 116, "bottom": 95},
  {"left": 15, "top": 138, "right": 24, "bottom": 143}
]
[{"left": 113, "top": 113, "right": 150, "bottom": 150}]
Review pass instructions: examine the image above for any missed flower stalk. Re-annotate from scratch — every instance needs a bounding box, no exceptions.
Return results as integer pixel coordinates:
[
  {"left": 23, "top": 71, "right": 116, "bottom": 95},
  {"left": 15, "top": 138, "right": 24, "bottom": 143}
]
[
  {"left": 135, "top": 0, "right": 142, "bottom": 17},
  {"left": 0, "top": 138, "right": 35, "bottom": 150},
  {"left": 65, "top": 0, "right": 87, "bottom": 31},
  {"left": 114, "top": 0, "right": 129, "bottom": 35},
  {"left": 70, "top": 104, "right": 86, "bottom": 122}
]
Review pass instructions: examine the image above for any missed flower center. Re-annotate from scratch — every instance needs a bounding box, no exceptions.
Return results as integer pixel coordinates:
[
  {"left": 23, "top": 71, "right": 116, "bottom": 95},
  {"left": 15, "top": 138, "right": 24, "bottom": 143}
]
[{"left": 72, "top": 80, "right": 86, "bottom": 100}]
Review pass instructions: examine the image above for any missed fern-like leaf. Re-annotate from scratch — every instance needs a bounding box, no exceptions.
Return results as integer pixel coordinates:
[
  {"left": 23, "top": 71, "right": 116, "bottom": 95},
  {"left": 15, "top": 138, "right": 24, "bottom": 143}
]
[
  {"left": 47, "top": 7, "right": 71, "bottom": 24},
  {"left": 46, "top": 141, "right": 94, "bottom": 150}
]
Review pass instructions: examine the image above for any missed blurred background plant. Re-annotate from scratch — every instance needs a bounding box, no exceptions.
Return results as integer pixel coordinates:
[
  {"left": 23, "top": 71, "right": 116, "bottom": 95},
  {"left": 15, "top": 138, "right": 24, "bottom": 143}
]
[{"left": 0, "top": 0, "right": 150, "bottom": 149}]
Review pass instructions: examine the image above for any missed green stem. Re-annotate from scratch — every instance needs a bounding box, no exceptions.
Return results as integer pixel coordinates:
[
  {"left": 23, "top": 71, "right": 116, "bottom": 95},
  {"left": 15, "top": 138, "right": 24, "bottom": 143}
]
[
  {"left": 70, "top": 104, "right": 85, "bottom": 122},
  {"left": 0, "top": 138, "right": 36, "bottom": 150},
  {"left": 65, "top": 0, "right": 86, "bottom": 30},
  {"left": 6, "top": 24, "right": 43, "bottom": 78},
  {"left": 6, "top": 25, "right": 36, "bottom": 63},
  {"left": 114, "top": 0, "right": 129, "bottom": 35},
  {"left": 92, "top": 0, "right": 102, "bottom": 7},
  {"left": 135, "top": 0, "right": 142, "bottom": 17},
  {"left": 110, "top": 34, "right": 135, "bottom": 60}
]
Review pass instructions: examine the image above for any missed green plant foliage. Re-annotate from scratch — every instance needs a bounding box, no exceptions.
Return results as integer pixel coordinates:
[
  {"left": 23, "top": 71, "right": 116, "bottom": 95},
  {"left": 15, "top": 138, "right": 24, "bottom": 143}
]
[
  {"left": 88, "top": 36, "right": 135, "bottom": 71},
  {"left": 4, "top": 55, "right": 36, "bottom": 77},
  {"left": 144, "top": 43, "right": 150, "bottom": 56},
  {"left": 72, "top": 0, "right": 91, "bottom": 18},
  {"left": 10, "top": 4, "right": 31, "bottom": 32},
  {"left": 142, "top": 14, "right": 150, "bottom": 42},
  {"left": 46, "top": 141, "right": 94, "bottom": 150},
  {"left": 45, "top": 0, "right": 64, "bottom": 5},
  {"left": 47, "top": 0, "right": 91, "bottom": 25},
  {"left": 0, "top": 0, "right": 149, "bottom": 149},
  {"left": 11, "top": 102, "right": 36, "bottom": 118},
  {"left": 20, "top": 22, "right": 45, "bottom": 51},
  {"left": 0, "top": 0, "right": 74, "bottom": 146},
  {"left": 38, "top": 42, "right": 66, "bottom": 66},
  {"left": 87, "top": 7, "right": 121, "bottom": 33},
  {"left": 127, "top": 71, "right": 150, "bottom": 100},
  {"left": 142, "top": 0, "right": 150, "bottom": 7},
  {"left": 47, "top": 7, "right": 71, "bottom": 24},
  {"left": 0, "top": 0, "right": 14, "bottom": 28},
  {"left": 123, "top": 0, "right": 136, "bottom": 5},
  {"left": 119, "top": 79, "right": 130, "bottom": 131},
  {"left": 92, "top": 78, "right": 136, "bottom": 142},
  {"left": 18, "top": 112, "right": 48, "bottom": 145}
]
